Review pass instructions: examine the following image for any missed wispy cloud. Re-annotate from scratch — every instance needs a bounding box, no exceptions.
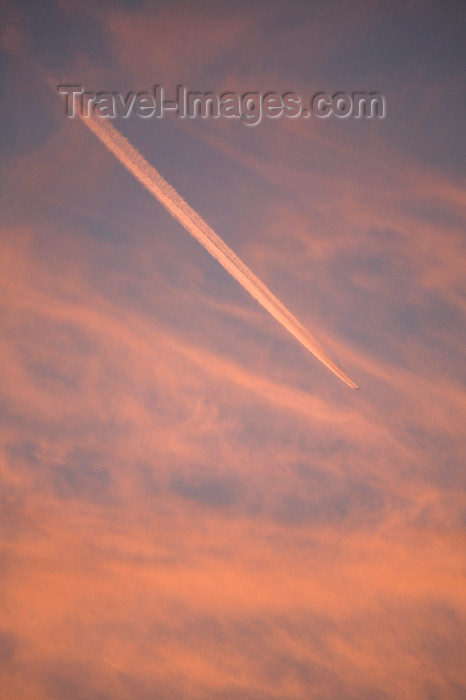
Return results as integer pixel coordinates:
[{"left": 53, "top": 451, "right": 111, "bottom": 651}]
[{"left": 1, "top": 1, "right": 465, "bottom": 698}]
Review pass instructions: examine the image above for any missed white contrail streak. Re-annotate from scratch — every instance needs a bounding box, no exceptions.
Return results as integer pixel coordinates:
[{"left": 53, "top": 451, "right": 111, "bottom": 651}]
[{"left": 78, "top": 116, "right": 359, "bottom": 389}]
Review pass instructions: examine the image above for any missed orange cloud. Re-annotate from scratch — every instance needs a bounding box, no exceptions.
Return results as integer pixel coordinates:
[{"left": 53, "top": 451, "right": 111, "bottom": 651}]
[{"left": 1, "top": 1, "right": 465, "bottom": 697}]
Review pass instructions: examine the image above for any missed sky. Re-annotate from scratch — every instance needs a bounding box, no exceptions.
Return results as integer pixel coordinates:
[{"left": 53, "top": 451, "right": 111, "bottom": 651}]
[{"left": 0, "top": 1, "right": 465, "bottom": 698}]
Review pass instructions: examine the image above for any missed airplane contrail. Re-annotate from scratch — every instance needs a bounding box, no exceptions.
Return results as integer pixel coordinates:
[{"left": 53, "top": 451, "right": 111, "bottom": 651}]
[{"left": 75, "top": 115, "right": 359, "bottom": 389}]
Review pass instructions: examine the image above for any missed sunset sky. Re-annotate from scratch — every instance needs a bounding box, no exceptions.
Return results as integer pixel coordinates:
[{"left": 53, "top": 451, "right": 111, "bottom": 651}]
[{"left": 1, "top": 1, "right": 465, "bottom": 698}]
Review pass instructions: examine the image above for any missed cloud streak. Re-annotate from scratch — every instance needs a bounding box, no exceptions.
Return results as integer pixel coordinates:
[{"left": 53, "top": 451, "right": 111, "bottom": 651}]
[
  {"left": 75, "top": 114, "right": 359, "bottom": 389},
  {"left": 3, "top": 3, "right": 465, "bottom": 696}
]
